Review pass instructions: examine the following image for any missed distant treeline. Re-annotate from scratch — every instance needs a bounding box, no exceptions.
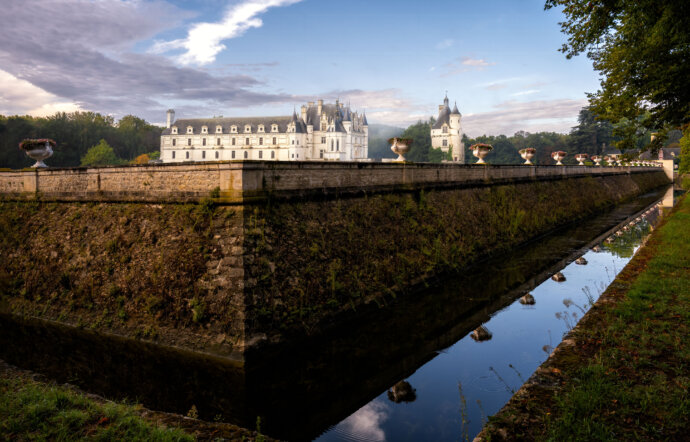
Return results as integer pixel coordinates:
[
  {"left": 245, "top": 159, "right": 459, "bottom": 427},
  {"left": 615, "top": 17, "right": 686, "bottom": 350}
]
[
  {"left": 369, "top": 107, "right": 682, "bottom": 164},
  {"left": 0, "top": 112, "right": 161, "bottom": 169},
  {"left": 0, "top": 108, "right": 682, "bottom": 169}
]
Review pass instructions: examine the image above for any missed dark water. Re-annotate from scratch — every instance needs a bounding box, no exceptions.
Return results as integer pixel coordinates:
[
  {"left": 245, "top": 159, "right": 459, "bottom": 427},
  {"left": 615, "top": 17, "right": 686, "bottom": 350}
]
[{"left": 0, "top": 187, "right": 679, "bottom": 441}]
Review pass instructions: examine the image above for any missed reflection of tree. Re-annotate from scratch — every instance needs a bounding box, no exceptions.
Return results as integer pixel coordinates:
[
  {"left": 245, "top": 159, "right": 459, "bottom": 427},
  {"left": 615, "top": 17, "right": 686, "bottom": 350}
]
[
  {"left": 601, "top": 222, "right": 651, "bottom": 258},
  {"left": 387, "top": 380, "right": 416, "bottom": 403}
]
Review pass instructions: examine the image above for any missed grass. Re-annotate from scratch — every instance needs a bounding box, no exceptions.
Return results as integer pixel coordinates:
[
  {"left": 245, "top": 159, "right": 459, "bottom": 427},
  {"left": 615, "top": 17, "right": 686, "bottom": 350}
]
[
  {"left": 542, "top": 196, "right": 690, "bottom": 440},
  {"left": 479, "top": 194, "right": 690, "bottom": 441},
  {"left": 0, "top": 371, "right": 193, "bottom": 441}
]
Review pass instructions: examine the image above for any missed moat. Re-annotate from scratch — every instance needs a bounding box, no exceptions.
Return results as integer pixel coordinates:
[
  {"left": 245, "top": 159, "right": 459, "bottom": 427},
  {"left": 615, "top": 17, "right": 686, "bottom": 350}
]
[{"left": 0, "top": 186, "right": 677, "bottom": 441}]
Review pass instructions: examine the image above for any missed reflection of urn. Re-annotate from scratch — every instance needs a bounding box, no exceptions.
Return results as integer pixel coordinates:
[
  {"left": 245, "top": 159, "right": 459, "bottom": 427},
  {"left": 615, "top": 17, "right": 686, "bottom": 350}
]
[
  {"left": 519, "top": 147, "right": 536, "bottom": 165},
  {"left": 575, "top": 153, "right": 588, "bottom": 165},
  {"left": 552, "top": 272, "right": 566, "bottom": 282},
  {"left": 470, "top": 325, "right": 493, "bottom": 342},
  {"left": 388, "top": 137, "right": 412, "bottom": 162},
  {"left": 519, "top": 293, "right": 536, "bottom": 305},
  {"left": 20, "top": 139, "right": 55, "bottom": 168},
  {"left": 551, "top": 150, "right": 567, "bottom": 165},
  {"left": 470, "top": 143, "right": 493, "bottom": 164},
  {"left": 387, "top": 380, "right": 417, "bottom": 403},
  {"left": 575, "top": 257, "right": 588, "bottom": 265},
  {"left": 591, "top": 155, "right": 602, "bottom": 166}
]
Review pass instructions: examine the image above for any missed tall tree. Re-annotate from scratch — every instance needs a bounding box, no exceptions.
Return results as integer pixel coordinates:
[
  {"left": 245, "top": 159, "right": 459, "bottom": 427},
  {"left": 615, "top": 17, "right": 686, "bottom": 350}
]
[{"left": 545, "top": 0, "right": 690, "bottom": 134}]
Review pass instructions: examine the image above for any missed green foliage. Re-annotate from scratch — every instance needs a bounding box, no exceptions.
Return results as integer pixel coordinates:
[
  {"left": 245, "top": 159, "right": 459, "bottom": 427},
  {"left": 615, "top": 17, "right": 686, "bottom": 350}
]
[
  {"left": 545, "top": 0, "right": 690, "bottom": 130},
  {"left": 679, "top": 126, "right": 690, "bottom": 174},
  {"left": 0, "top": 112, "right": 162, "bottom": 169},
  {"left": 80, "top": 139, "right": 123, "bottom": 166},
  {"left": 400, "top": 119, "right": 451, "bottom": 163}
]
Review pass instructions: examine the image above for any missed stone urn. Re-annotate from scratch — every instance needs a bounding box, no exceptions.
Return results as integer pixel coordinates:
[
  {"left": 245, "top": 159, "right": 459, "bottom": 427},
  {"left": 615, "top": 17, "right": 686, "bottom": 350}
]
[
  {"left": 519, "top": 147, "right": 536, "bottom": 165},
  {"left": 470, "top": 143, "right": 493, "bottom": 164},
  {"left": 20, "top": 138, "right": 55, "bottom": 168},
  {"left": 591, "top": 155, "right": 602, "bottom": 166},
  {"left": 388, "top": 137, "right": 412, "bottom": 162},
  {"left": 603, "top": 155, "right": 611, "bottom": 166},
  {"left": 616, "top": 158, "right": 623, "bottom": 166},
  {"left": 387, "top": 380, "right": 417, "bottom": 403},
  {"left": 575, "top": 153, "right": 588, "bottom": 165},
  {"left": 519, "top": 293, "right": 536, "bottom": 305},
  {"left": 470, "top": 325, "right": 493, "bottom": 342},
  {"left": 551, "top": 150, "right": 567, "bottom": 165}
]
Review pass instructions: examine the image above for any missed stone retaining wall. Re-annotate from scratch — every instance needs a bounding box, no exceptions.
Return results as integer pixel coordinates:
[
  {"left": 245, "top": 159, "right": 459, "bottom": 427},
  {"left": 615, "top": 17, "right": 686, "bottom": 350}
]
[{"left": 0, "top": 161, "right": 664, "bottom": 203}]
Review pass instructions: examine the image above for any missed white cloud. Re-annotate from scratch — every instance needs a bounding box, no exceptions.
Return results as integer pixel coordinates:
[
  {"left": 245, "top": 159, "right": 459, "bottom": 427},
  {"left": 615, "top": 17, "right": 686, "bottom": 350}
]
[
  {"left": 440, "top": 56, "right": 495, "bottom": 77},
  {"left": 461, "top": 57, "right": 494, "bottom": 68},
  {"left": 0, "top": 70, "right": 81, "bottom": 116},
  {"left": 326, "top": 89, "right": 429, "bottom": 126},
  {"left": 435, "top": 39, "right": 454, "bottom": 49},
  {"left": 511, "top": 89, "right": 540, "bottom": 97},
  {"left": 152, "top": 0, "right": 304, "bottom": 65},
  {"left": 463, "top": 98, "right": 587, "bottom": 137},
  {"left": 337, "top": 400, "right": 389, "bottom": 442}
]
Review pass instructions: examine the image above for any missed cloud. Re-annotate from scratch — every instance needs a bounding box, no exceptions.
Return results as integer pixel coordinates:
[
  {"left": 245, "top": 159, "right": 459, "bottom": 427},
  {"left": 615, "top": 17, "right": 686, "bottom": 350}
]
[
  {"left": 0, "top": 0, "right": 305, "bottom": 122},
  {"left": 435, "top": 39, "right": 455, "bottom": 50},
  {"left": 440, "top": 56, "right": 495, "bottom": 77},
  {"left": 323, "top": 89, "right": 429, "bottom": 126},
  {"left": 337, "top": 401, "right": 389, "bottom": 442},
  {"left": 0, "top": 70, "right": 81, "bottom": 116},
  {"left": 511, "top": 89, "right": 540, "bottom": 97},
  {"left": 463, "top": 98, "right": 587, "bottom": 137},
  {"left": 152, "top": 0, "right": 304, "bottom": 65}
]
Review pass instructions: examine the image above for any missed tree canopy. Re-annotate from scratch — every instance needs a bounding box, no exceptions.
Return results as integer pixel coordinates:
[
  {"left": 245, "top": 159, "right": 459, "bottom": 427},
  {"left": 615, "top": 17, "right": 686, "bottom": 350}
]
[
  {"left": 80, "top": 139, "right": 123, "bottom": 167},
  {"left": 545, "top": 0, "right": 690, "bottom": 132}
]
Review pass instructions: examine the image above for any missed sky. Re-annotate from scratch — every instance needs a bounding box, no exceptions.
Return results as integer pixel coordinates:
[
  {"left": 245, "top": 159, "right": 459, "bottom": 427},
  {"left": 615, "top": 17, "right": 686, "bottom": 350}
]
[{"left": 0, "top": 0, "right": 601, "bottom": 137}]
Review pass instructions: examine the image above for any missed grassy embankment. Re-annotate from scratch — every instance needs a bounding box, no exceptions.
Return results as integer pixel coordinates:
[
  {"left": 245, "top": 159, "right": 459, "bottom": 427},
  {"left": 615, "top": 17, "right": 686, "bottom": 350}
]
[
  {"left": 0, "top": 361, "right": 269, "bottom": 441},
  {"left": 481, "top": 194, "right": 690, "bottom": 440}
]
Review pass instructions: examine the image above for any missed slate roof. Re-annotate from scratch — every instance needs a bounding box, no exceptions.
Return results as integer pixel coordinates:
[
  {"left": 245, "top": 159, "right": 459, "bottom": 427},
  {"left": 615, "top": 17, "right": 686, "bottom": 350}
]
[
  {"left": 433, "top": 103, "right": 451, "bottom": 129},
  {"left": 451, "top": 102, "right": 461, "bottom": 115}
]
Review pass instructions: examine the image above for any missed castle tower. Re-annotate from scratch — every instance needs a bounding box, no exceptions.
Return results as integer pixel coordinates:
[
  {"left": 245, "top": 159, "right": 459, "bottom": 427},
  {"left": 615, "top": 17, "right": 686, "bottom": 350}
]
[
  {"left": 449, "top": 102, "right": 464, "bottom": 163},
  {"left": 430, "top": 95, "right": 464, "bottom": 163}
]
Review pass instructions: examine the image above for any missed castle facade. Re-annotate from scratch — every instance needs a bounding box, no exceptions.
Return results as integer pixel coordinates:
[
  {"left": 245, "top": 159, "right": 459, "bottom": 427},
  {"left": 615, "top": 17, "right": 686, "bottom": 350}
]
[
  {"left": 430, "top": 95, "right": 464, "bottom": 163},
  {"left": 160, "top": 100, "right": 368, "bottom": 163}
]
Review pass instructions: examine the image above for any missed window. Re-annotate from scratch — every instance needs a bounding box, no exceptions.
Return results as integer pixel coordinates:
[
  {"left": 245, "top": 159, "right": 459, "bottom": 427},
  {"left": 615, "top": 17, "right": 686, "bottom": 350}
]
[
  {"left": 336, "top": 140, "right": 339, "bottom": 151},
  {"left": 272, "top": 137, "right": 277, "bottom": 145},
  {"left": 321, "top": 137, "right": 326, "bottom": 144},
  {"left": 172, "top": 127, "right": 178, "bottom": 134},
  {"left": 232, "top": 138, "right": 236, "bottom": 146},
  {"left": 172, "top": 139, "right": 176, "bottom": 146},
  {"left": 202, "top": 151, "right": 206, "bottom": 159},
  {"left": 259, "top": 151, "right": 263, "bottom": 159},
  {"left": 215, "top": 151, "right": 219, "bottom": 159},
  {"left": 244, "top": 125, "right": 251, "bottom": 133},
  {"left": 201, "top": 126, "right": 208, "bottom": 134},
  {"left": 231, "top": 126, "right": 237, "bottom": 133},
  {"left": 442, "top": 126, "right": 448, "bottom": 134},
  {"left": 187, "top": 126, "right": 193, "bottom": 134},
  {"left": 245, "top": 137, "right": 250, "bottom": 146},
  {"left": 202, "top": 138, "right": 206, "bottom": 146},
  {"left": 259, "top": 137, "right": 263, "bottom": 145},
  {"left": 442, "top": 139, "right": 448, "bottom": 147},
  {"left": 291, "top": 154, "right": 294, "bottom": 158},
  {"left": 216, "top": 125, "right": 222, "bottom": 133},
  {"left": 172, "top": 151, "right": 176, "bottom": 159},
  {"left": 292, "top": 140, "right": 295, "bottom": 145},
  {"left": 320, "top": 150, "right": 324, "bottom": 159},
  {"left": 185, "top": 151, "right": 189, "bottom": 159},
  {"left": 187, "top": 139, "right": 191, "bottom": 146},
  {"left": 217, "top": 138, "right": 221, "bottom": 146},
  {"left": 297, "top": 140, "right": 299, "bottom": 145},
  {"left": 271, "top": 151, "right": 275, "bottom": 159},
  {"left": 232, "top": 151, "right": 236, "bottom": 159},
  {"left": 258, "top": 125, "right": 264, "bottom": 132},
  {"left": 244, "top": 151, "right": 248, "bottom": 159},
  {"left": 271, "top": 124, "right": 278, "bottom": 132}
]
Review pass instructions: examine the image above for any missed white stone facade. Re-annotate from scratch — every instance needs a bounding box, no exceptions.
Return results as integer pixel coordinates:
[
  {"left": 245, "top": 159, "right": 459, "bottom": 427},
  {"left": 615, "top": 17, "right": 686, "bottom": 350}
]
[
  {"left": 160, "top": 100, "right": 368, "bottom": 163},
  {"left": 430, "top": 95, "right": 464, "bottom": 163}
]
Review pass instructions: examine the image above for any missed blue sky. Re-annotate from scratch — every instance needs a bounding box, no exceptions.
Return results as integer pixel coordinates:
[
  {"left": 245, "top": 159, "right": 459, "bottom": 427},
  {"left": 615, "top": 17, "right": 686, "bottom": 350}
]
[{"left": 0, "top": 0, "right": 599, "bottom": 136}]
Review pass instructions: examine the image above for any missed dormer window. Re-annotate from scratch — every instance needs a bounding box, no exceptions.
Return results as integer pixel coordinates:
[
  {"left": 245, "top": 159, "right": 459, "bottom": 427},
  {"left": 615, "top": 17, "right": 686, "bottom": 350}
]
[
  {"left": 442, "top": 125, "right": 448, "bottom": 134},
  {"left": 186, "top": 126, "right": 193, "bottom": 134},
  {"left": 244, "top": 125, "right": 251, "bottom": 133},
  {"left": 258, "top": 125, "right": 265, "bottom": 133},
  {"left": 171, "top": 126, "right": 178, "bottom": 134},
  {"left": 201, "top": 126, "right": 208, "bottom": 134},
  {"left": 231, "top": 125, "right": 237, "bottom": 133},
  {"left": 271, "top": 124, "right": 278, "bottom": 132},
  {"left": 216, "top": 125, "right": 222, "bottom": 133}
]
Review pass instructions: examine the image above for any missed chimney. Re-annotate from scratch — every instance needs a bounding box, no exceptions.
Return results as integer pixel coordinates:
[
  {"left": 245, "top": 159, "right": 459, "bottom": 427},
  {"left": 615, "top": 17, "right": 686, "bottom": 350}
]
[
  {"left": 317, "top": 99, "right": 323, "bottom": 115},
  {"left": 166, "top": 109, "right": 175, "bottom": 129},
  {"left": 438, "top": 105, "right": 444, "bottom": 111},
  {"left": 301, "top": 105, "right": 307, "bottom": 122},
  {"left": 308, "top": 101, "right": 314, "bottom": 107}
]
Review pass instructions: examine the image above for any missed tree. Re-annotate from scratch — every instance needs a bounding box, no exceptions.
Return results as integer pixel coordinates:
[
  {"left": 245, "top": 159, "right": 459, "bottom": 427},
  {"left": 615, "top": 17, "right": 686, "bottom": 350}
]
[
  {"left": 80, "top": 139, "right": 122, "bottom": 166},
  {"left": 545, "top": 0, "right": 690, "bottom": 132},
  {"left": 679, "top": 125, "right": 690, "bottom": 175},
  {"left": 567, "top": 107, "right": 614, "bottom": 155}
]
